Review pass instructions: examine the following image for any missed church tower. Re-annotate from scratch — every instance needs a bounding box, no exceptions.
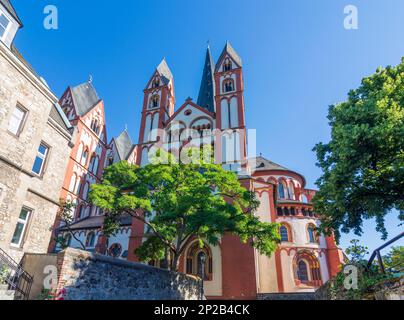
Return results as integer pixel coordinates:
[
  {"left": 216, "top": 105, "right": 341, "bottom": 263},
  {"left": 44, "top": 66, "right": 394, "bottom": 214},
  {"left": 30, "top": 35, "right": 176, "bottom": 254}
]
[
  {"left": 213, "top": 42, "right": 247, "bottom": 172},
  {"left": 197, "top": 46, "right": 216, "bottom": 113},
  {"left": 137, "top": 59, "right": 175, "bottom": 165}
]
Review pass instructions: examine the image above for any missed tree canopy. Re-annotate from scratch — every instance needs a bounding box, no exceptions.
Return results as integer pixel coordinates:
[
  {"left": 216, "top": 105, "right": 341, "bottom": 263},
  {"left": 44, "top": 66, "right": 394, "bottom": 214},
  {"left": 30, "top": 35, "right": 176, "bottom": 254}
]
[
  {"left": 313, "top": 58, "right": 404, "bottom": 242},
  {"left": 90, "top": 153, "right": 280, "bottom": 271}
]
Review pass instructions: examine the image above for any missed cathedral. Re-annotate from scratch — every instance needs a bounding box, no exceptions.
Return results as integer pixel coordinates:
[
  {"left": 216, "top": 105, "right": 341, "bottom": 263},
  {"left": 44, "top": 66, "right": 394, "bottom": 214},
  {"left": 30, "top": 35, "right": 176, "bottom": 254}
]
[{"left": 54, "top": 42, "right": 345, "bottom": 299}]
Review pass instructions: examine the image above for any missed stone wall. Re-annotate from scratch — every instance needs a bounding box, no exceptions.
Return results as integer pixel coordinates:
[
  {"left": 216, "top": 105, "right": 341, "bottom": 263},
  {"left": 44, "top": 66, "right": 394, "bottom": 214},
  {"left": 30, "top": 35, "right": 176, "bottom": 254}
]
[
  {"left": 315, "top": 276, "right": 404, "bottom": 300},
  {"left": 54, "top": 248, "right": 201, "bottom": 300},
  {"left": 0, "top": 41, "right": 72, "bottom": 262}
]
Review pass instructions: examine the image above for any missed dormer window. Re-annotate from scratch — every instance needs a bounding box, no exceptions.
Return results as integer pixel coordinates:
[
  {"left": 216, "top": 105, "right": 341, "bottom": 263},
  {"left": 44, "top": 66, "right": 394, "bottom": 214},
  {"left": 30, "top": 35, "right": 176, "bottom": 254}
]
[
  {"left": 0, "top": 12, "right": 10, "bottom": 41},
  {"left": 223, "top": 59, "right": 232, "bottom": 71}
]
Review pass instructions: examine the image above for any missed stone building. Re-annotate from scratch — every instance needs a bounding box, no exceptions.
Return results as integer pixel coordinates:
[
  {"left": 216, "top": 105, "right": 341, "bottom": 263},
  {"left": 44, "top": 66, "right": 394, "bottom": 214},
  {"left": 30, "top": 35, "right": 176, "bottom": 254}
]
[{"left": 0, "top": 0, "right": 73, "bottom": 262}]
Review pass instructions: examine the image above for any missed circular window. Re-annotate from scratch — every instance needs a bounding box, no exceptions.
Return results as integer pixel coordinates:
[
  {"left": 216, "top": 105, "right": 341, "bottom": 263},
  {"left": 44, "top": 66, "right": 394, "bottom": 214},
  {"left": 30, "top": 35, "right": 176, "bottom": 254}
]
[
  {"left": 108, "top": 243, "right": 122, "bottom": 258},
  {"left": 184, "top": 109, "right": 192, "bottom": 116}
]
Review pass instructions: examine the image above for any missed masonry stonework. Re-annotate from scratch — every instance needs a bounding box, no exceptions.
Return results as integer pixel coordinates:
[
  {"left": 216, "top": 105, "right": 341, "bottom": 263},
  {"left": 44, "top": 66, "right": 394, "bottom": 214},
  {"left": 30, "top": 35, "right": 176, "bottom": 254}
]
[
  {"left": 0, "top": 39, "right": 72, "bottom": 262},
  {"left": 54, "top": 248, "right": 201, "bottom": 300}
]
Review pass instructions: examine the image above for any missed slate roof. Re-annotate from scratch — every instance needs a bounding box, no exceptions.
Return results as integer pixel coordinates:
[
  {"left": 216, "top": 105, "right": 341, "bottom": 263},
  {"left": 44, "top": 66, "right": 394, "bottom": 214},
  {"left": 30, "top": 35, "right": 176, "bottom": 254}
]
[
  {"left": 49, "top": 103, "right": 72, "bottom": 133},
  {"left": 251, "top": 156, "right": 290, "bottom": 172},
  {"left": 0, "top": 0, "right": 22, "bottom": 26},
  {"left": 156, "top": 58, "right": 173, "bottom": 85},
  {"left": 250, "top": 155, "right": 307, "bottom": 187},
  {"left": 215, "top": 41, "right": 242, "bottom": 71},
  {"left": 71, "top": 81, "right": 101, "bottom": 116},
  {"left": 197, "top": 46, "right": 216, "bottom": 113},
  {"left": 114, "top": 130, "right": 133, "bottom": 160},
  {"left": 59, "top": 215, "right": 132, "bottom": 231}
]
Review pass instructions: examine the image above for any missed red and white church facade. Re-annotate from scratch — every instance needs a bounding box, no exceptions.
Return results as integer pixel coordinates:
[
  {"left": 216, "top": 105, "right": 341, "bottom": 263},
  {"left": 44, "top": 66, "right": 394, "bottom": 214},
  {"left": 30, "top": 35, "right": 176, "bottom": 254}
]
[{"left": 54, "top": 42, "right": 344, "bottom": 299}]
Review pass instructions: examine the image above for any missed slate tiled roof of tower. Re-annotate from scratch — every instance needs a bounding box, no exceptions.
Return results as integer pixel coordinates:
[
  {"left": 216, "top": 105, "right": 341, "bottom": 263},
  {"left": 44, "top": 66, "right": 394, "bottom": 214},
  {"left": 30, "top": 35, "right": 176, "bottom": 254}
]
[
  {"left": 115, "top": 130, "right": 134, "bottom": 160},
  {"left": 197, "top": 46, "right": 216, "bottom": 113},
  {"left": 71, "top": 81, "right": 101, "bottom": 116},
  {"left": 0, "top": 0, "right": 22, "bottom": 26},
  {"left": 156, "top": 58, "right": 173, "bottom": 85},
  {"left": 215, "top": 41, "right": 242, "bottom": 71}
]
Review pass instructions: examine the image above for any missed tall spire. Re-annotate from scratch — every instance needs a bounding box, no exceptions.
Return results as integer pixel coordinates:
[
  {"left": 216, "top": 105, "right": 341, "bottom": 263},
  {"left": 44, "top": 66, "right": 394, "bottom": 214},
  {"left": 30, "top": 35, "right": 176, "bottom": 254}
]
[{"left": 197, "top": 46, "right": 216, "bottom": 113}]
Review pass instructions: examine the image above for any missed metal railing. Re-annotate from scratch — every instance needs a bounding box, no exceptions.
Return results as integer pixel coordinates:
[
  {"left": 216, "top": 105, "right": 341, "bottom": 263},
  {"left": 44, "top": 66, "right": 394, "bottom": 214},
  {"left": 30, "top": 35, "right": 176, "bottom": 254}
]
[
  {"left": 0, "top": 247, "right": 33, "bottom": 300},
  {"left": 367, "top": 231, "right": 404, "bottom": 274}
]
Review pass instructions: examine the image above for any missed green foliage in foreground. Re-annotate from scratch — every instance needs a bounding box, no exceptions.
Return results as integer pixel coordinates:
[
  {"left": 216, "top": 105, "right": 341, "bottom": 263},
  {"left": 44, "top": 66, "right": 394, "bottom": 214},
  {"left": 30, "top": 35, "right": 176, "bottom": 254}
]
[
  {"left": 313, "top": 58, "right": 404, "bottom": 242},
  {"left": 90, "top": 155, "right": 280, "bottom": 271},
  {"left": 328, "top": 240, "right": 401, "bottom": 300}
]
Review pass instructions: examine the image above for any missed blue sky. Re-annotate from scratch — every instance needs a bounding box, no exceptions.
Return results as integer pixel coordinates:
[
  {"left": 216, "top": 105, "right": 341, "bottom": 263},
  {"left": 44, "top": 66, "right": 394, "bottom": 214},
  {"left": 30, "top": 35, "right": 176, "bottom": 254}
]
[{"left": 10, "top": 0, "right": 403, "bottom": 253}]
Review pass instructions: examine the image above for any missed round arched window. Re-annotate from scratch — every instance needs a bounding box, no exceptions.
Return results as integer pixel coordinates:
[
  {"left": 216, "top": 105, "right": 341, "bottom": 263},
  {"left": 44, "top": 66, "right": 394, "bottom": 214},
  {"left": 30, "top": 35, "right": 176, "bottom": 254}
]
[{"left": 108, "top": 243, "right": 122, "bottom": 258}]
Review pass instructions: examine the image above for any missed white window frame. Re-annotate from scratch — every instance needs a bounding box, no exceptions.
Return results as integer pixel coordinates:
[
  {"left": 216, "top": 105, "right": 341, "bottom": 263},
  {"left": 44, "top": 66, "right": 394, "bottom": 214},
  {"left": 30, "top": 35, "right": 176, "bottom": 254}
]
[
  {"left": 8, "top": 104, "right": 27, "bottom": 137},
  {"left": 10, "top": 207, "right": 32, "bottom": 248},
  {"left": 0, "top": 10, "right": 11, "bottom": 42},
  {"left": 32, "top": 142, "right": 49, "bottom": 176}
]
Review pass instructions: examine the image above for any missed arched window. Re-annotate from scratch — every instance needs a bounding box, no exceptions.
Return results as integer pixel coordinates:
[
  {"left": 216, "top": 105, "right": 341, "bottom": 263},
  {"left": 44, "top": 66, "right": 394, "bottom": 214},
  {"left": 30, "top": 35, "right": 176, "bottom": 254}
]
[
  {"left": 223, "top": 79, "right": 234, "bottom": 93},
  {"left": 297, "top": 260, "right": 309, "bottom": 282},
  {"left": 301, "top": 194, "right": 308, "bottom": 203},
  {"left": 82, "top": 182, "right": 90, "bottom": 201},
  {"left": 89, "top": 155, "right": 96, "bottom": 172},
  {"left": 149, "top": 95, "right": 159, "bottom": 109},
  {"left": 307, "top": 224, "right": 318, "bottom": 243},
  {"left": 223, "top": 59, "right": 232, "bottom": 71},
  {"left": 108, "top": 243, "right": 122, "bottom": 258},
  {"left": 294, "top": 251, "right": 323, "bottom": 286},
  {"left": 69, "top": 173, "right": 77, "bottom": 193},
  {"left": 64, "top": 234, "right": 72, "bottom": 247},
  {"left": 279, "top": 225, "right": 290, "bottom": 242},
  {"left": 288, "top": 181, "right": 295, "bottom": 200},
  {"left": 75, "top": 177, "right": 82, "bottom": 196},
  {"left": 278, "top": 182, "right": 285, "bottom": 199},
  {"left": 90, "top": 119, "right": 100, "bottom": 134},
  {"left": 93, "top": 157, "right": 99, "bottom": 175},
  {"left": 85, "top": 232, "right": 96, "bottom": 248},
  {"left": 185, "top": 242, "right": 213, "bottom": 281},
  {"left": 153, "top": 78, "right": 160, "bottom": 88},
  {"left": 81, "top": 148, "right": 89, "bottom": 166}
]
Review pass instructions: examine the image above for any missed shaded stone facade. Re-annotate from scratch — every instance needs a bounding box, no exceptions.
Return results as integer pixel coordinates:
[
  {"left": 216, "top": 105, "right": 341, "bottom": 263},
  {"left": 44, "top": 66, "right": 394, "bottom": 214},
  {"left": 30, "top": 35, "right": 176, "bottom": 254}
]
[{"left": 0, "top": 38, "right": 73, "bottom": 262}]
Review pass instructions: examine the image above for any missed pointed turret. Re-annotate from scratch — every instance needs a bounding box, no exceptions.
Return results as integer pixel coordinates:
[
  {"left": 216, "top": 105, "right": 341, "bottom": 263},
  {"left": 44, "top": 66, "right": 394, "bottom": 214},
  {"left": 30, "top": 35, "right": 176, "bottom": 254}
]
[
  {"left": 114, "top": 129, "right": 133, "bottom": 161},
  {"left": 156, "top": 58, "right": 173, "bottom": 86},
  {"left": 215, "top": 41, "right": 242, "bottom": 71},
  {"left": 197, "top": 46, "right": 216, "bottom": 113}
]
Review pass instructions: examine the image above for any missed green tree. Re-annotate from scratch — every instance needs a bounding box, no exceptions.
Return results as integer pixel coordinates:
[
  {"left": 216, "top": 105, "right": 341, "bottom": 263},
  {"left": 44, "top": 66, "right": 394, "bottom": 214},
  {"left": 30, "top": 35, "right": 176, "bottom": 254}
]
[
  {"left": 313, "top": 59, "right": 404, "bottom": 242},
  {"left": 383, "top": 246, "right": 404, "bottom": 272},
  {"left": 90, "top": 156, "right": 280, "bottom": 271},
  {"left": 345, "top": 239, "right": 369, "bottom": 263},
  {"left": 54, "top": 199, "right": 86, "bottom": 250}
]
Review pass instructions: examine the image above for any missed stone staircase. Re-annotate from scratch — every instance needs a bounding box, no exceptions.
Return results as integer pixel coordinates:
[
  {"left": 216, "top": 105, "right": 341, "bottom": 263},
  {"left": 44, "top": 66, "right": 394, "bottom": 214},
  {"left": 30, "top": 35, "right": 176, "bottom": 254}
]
[{"left": 0, "top": 247, "right": 33, "bottom": 300}]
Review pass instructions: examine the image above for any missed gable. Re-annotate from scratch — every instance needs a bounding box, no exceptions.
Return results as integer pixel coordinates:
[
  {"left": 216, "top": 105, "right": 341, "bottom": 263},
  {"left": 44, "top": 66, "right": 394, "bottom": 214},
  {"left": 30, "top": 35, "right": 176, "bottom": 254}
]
[
  {"left": 80, "top": 101, "right": 108, "bottom": 144},
  {"left": 166, "top": 101, "right": 215, "bottom": 130}
]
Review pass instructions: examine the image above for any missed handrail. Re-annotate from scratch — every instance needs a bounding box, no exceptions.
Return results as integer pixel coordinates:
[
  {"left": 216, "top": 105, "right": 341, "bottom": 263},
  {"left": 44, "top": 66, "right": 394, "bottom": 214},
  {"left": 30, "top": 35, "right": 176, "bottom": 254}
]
[
  {"left": 367, "top": 232, "right": 404, "bottom": 273},
  {"left": 0, "top": 247, "right": 33, "bottom": 300}
]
